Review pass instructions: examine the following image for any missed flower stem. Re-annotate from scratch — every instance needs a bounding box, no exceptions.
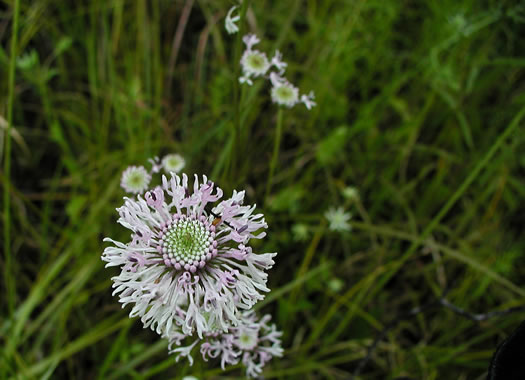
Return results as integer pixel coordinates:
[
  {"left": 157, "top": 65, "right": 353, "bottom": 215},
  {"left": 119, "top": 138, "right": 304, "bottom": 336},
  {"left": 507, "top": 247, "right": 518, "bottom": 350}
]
[
  {"left": 4, "top": 0, "right": 20, "bottom": 317},
  {"left": 265, "top": 108, "right": 283, "bottom": 202},
  {"left": 231, "top": 0, "right": 249, "bottom": 182}
]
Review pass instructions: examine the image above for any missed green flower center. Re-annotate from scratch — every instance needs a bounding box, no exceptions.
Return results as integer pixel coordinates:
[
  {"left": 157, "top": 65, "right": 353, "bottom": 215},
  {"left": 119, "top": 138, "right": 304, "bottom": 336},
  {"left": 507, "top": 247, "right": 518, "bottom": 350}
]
[
  {"left": 167, "top": 157, "right": 181, "bottom": 168},
  {"left": 275, "top": 86, "right": 294, "bottom": 100},
  {"left": 128, "top": 172, "right": 145, "bottom": 187},
  {"left": 247, "top": 53, "right": 266, "bottom": 70},
  {"left": 159, "top": 216, "right": 218, "bottom": 273},
  {"left": 163, "top": 219, "right": 211, "bottom": 262},
  {"left": 237, "top": 329, "right": 258, "bottom": 350}
]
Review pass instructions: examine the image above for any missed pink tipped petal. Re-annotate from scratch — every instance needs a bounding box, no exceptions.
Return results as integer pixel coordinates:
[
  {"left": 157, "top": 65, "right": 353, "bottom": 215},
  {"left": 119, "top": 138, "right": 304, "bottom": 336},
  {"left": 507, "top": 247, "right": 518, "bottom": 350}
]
[{"left": 103, "top": 172, "right": 274, "bottom": 339}]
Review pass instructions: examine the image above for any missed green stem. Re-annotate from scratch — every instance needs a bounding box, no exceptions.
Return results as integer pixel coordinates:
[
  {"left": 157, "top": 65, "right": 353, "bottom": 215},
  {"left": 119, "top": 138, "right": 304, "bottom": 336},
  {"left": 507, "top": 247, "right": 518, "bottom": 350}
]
[
  {"left": 265, "top": 108, "right": 284, "bottom": 201},
  {"left": 4, "top": 0, "right": 20, "bottom": 317},
  {"left": 231, "top": 0, "right": 249, "bottom": 183}
]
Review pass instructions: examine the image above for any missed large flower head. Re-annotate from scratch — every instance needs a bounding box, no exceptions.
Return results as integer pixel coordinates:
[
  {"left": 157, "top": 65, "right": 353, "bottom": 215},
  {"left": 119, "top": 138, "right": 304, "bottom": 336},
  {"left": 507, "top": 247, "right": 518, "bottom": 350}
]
[
  {"left": 102, "top": 174, "right": 276, "bottom": 339},
  {"left": 169, "top": 311, "right": 283, "bottom": 378}
]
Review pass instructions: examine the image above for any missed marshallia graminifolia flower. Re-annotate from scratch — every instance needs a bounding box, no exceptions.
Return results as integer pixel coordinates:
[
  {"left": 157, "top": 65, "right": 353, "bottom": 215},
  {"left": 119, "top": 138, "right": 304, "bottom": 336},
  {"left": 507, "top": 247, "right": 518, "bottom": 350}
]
[
  {"left": 270, "top": 79, "right": 300, "bottom": 108},
  {"left": 239, "top": 34, "right": 270, "bottom": 85},
  {"left": 120, "top": 165, "right": 151, "bottom": 194},
  {"left": 324, "top": 206, "right": 352, "bottom": 232},
  {"left": 168, "top": 311, "right": 283, "bottom": 378},
  {"left": 161, "top": 153, "right": 185, "bottom": 173},
  {"left": 102, "top": 174, "right": 276, "bottom": 339}
]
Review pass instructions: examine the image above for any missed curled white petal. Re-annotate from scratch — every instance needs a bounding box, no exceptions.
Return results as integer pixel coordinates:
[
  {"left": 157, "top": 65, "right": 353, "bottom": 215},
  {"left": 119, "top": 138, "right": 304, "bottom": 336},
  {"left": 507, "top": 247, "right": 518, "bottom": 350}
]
[
  {"left": 300, "top": 91, "right": 316, "bottom": 110},
  {"left": 271, "top": 50, "right": 287, "bottom": 75},
  {"left": 225, "top": 6, "right": 240, "bottom": 34},
  {"left": 239, "top": 75, "right": 253, "bottom": 86},
  {"left": 242, "top": 33, "right": 260, "bottom": 51}
]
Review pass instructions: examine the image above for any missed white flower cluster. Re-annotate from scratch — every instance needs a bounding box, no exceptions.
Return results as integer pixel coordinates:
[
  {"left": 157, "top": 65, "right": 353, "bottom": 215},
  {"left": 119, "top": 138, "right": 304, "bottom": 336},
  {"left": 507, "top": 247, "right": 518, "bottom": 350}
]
[
  {"left": 239, "top": 33, "right": 316, "bottom": 110},
  {"left": 120, "top": 153, "right": 186, "bottom": 195}
]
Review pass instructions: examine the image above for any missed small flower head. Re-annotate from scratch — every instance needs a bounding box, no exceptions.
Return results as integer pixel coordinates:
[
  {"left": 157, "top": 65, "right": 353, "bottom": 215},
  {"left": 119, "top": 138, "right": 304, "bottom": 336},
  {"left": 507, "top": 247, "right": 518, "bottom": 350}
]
[
  {"left": 162, "top": 153, "right": 185, "bottom": 173},
  {"left": 342, "top": 186, "right": 359, "bottom": 201},
  {"left": 169, "top": 311, "right": 283, "bottom": 378},
  {"left": 325, "top": 207, "right": 352, "bottom": 232},
  {"left": 236, "top": 326, "right": 259, "bottom": 350},
  {"left": 241, "top": 50, "right": 271, "bottom": 78},
  {"left": 225, "top": 5, "right": 240, "bottom": 34},
  {"left": 103, "top": 174, "right": 276, "bottom": 339},
  {"left": 328, "top": 277, "right": 344, "bottom": 293},
  {"left": 271, "top": 80, "right": 299, "bottom": 108},
  {"left": 121, "top": 166, "right": 151, "bottom": 194}
]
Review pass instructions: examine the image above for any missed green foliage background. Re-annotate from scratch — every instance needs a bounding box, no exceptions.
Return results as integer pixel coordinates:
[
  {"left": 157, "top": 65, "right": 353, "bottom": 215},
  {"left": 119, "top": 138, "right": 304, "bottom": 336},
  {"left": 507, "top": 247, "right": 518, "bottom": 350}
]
[{"left": 1, "top": 0, "right": 525, "bottom": 378}]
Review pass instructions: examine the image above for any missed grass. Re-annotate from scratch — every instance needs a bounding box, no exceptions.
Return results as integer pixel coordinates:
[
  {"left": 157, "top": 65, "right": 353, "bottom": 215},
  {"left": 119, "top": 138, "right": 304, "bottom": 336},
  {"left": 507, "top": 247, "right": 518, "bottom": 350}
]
[
  {"left": 3, "top": 0, "right": 19, "bottom": 318},
  {"left": 1, "top": 0, "right": 525, "bottom": 379}
]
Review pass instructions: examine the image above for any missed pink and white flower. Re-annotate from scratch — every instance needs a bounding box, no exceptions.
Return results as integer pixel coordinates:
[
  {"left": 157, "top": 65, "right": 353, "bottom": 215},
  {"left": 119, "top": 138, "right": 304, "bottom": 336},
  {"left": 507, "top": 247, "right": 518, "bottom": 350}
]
[
  {"left": 102, "top": 174, "right": 276, "bottom": 339},
  {"left": 169, "top": 311, "right": 283, "bottom": 378}
]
